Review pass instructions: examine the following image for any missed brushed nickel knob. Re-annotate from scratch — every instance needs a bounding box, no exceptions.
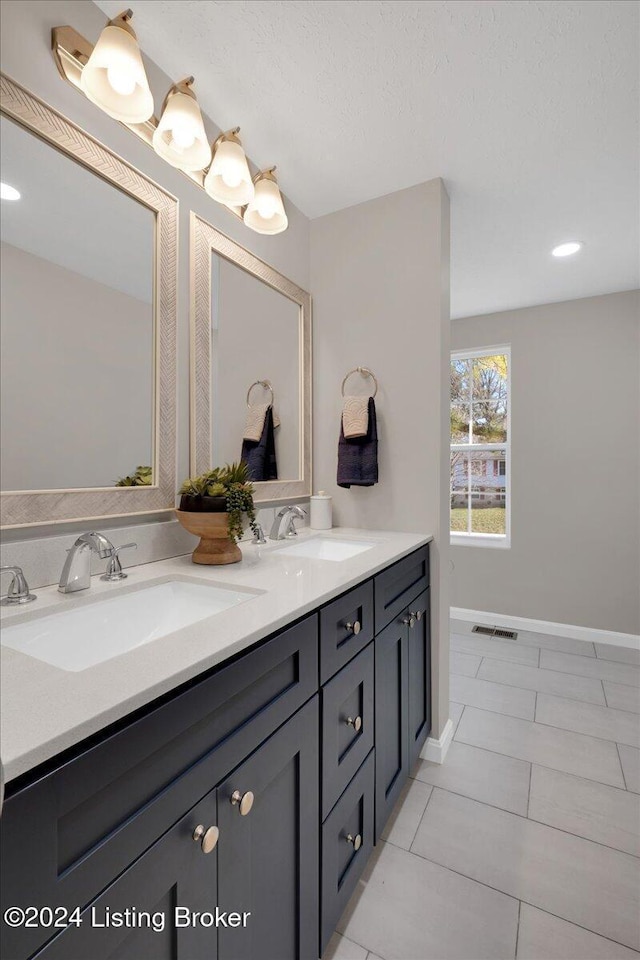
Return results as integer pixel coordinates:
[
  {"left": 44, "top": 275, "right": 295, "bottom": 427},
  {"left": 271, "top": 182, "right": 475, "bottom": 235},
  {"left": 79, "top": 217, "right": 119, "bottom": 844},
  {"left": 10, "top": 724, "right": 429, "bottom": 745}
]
[
  {"left": 230, "top": 789, "right": 254, "bottom": 816},
  {"left": 409, "top": 609, "right": 423, "bottom": 622},
  {"left": 346, "top": 715, "right": 362, "bottom": 732},
  {"left": 192, "top": 824, "right": 219, "bottom": 854},
  {"left": 402, "top": 615, "right": 416, "bottom": 627},
  {"left": 345, "top": 620, "right": 361, "bottom": 635},
  {"left": 346, "top": 833, "right": 362, "bottom": 850}
]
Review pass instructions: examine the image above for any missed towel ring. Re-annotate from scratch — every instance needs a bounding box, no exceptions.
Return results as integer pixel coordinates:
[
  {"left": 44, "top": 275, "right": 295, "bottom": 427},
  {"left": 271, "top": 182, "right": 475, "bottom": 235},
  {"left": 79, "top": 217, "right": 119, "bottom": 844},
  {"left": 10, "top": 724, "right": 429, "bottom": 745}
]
[
  {"left": 246, "top": 379, "right": 274, "bottom": 407},
  {"left": 341, "top": 366, "right": 378, "bottom": 399}
]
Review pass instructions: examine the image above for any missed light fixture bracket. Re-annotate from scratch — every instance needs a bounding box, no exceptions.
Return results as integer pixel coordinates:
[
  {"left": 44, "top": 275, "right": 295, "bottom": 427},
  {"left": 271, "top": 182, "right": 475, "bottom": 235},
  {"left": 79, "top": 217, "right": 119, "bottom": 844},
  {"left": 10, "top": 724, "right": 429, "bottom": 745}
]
[{"left": 108, "top": 10, "right": 136, "bottom": 38}]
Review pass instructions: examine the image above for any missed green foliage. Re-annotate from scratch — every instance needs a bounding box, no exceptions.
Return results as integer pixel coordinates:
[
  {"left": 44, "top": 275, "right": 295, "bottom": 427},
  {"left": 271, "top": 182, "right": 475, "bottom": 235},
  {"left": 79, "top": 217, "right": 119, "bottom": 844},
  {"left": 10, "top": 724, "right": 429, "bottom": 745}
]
[
  {"left": 178, "top": 462, "right": 257, "bottom": 543},
  {"left": 116, "top": 465, "right": 152, "bottom": 487}
]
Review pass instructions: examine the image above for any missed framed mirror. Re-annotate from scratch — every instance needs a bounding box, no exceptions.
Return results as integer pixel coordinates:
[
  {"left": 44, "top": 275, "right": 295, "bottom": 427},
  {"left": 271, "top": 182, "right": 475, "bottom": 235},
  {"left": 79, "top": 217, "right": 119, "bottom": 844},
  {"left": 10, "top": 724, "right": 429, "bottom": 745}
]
[
  {"left": 0, "top": 75, "right": 177, "bottom": 528},
  {"left": 190, "top": 213, "right": 312, "bottom": 503}
]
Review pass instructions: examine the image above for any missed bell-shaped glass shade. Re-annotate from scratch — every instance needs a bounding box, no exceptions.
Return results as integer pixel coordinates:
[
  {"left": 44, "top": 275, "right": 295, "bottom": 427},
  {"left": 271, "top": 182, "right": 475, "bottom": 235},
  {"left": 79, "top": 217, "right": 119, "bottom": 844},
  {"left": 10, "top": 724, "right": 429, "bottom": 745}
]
[
  {"left": 243, "top": 174, "right": 288, "bottom": 234},
  {"left": 80, "top": 24, "right": 154, "bottom": 124},
  {"left": 204, "top": 138, "right": 254, "bottom": 206},
  {"left": 152, "top": 89, "right": 212, "bottom": 171}
]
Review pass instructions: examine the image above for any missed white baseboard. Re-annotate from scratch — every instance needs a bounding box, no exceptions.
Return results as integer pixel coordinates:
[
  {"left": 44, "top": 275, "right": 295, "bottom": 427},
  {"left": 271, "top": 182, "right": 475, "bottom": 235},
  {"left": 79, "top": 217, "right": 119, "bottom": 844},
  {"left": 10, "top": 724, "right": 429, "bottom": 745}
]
[
  {"left": 451, "top": 606, "right": 640, "bottom": 651},
  {"left": 420, "top": 718, "right": 454, "bottom": 764}
]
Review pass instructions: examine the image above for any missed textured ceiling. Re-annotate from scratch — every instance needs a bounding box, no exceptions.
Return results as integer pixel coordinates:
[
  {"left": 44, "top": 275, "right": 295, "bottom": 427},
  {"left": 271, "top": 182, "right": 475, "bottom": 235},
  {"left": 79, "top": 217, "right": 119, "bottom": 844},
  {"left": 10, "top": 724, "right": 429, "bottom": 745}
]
[{"left": 95, "top": 0, "right": 639, "bottom": 317}]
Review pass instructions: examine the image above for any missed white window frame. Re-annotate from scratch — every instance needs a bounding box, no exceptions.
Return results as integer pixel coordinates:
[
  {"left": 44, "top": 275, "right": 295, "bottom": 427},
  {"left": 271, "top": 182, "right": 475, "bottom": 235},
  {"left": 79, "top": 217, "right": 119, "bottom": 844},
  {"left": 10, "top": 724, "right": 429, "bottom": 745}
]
[{"left": 450, "top": 344, "right": 511, "bottom": 549}]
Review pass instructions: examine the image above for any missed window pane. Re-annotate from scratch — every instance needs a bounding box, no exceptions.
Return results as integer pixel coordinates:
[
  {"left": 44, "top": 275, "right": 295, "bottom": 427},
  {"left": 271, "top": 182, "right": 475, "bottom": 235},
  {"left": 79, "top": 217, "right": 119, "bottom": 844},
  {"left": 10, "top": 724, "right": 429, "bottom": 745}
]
[
  {"left": 470, "top": 449, "right": 506, "bottom": 534},
  {"left": 472, "top": 354, "right": 507, "bottom": 406},
  {"left": 450, "top": 451, "right": 469, "bottom": 532},
  {"left": 471, "top": 400, "right": 507, "bottom": 443},
  {"left": 451, "top": 358, "right": 470, "bottom": 402},
  {"left": 451, "top": 401, "right": 470, "bottom": 443}
]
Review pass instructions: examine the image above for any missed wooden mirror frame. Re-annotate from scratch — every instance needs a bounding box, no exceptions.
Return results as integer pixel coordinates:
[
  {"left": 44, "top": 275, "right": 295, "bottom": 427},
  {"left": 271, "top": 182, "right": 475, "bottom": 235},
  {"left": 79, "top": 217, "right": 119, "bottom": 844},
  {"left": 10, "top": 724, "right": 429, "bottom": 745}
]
[
  {"left": 0, "top": 75, "right": 178, "bottom": 528},
  {"left": 190, "top": 212, "right": 312, "bottom": 504}
]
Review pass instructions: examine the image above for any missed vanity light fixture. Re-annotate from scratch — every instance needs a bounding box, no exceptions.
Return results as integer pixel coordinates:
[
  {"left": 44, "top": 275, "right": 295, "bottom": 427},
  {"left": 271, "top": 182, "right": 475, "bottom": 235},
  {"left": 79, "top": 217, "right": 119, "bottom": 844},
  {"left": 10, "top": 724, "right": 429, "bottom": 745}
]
[
  {"left": 152, "top": 77, "right": 212, "bottom": 172},
  {"left": 243, "top": 168, "right": 289, "bottom": 235},
  {"left": 50, "top": 15, "right": 289, "bottom": 233},
  {"left": 79, "top": 9, "right": 154, "bottom": 124},
  {"left": 204, "top": 128, "right": 255, "bottom": 206},
  {"left": 551, "top": 241, "right": 583, "bottom": 258},
  {"left": 0, "top": 182, "right": 21, "bottom": 201}
]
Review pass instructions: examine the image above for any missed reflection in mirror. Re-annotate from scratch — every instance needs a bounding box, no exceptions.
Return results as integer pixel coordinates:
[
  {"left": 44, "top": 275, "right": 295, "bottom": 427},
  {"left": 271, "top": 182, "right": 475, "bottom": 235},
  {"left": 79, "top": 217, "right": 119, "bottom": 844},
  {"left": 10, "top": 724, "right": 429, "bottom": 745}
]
[
  {"left": 211, "top": 254, "right": 301, "bottom": 481},
  {"left": 0, "top": 116, "right": 155, "bottom": 491}
]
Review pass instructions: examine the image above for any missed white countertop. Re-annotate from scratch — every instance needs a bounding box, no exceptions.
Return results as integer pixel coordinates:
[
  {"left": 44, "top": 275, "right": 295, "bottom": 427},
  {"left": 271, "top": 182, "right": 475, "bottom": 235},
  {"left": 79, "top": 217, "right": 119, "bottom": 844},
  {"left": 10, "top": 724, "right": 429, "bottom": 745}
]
[{"left": 0, "top": 527, "right": 431, "bottom": 784}]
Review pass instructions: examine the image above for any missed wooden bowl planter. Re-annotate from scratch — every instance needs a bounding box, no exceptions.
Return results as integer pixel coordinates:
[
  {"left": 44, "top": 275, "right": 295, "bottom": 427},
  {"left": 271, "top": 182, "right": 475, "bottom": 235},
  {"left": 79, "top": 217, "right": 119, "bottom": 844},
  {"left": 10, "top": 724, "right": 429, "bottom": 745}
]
[{"left": 175, "top": 496, "right": 242, "bottom": 565}]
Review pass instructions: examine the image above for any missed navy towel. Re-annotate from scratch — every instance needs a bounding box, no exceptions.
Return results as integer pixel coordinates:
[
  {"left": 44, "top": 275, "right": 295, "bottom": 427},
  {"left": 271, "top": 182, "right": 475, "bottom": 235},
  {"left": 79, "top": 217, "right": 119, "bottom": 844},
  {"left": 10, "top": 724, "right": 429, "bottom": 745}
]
[
  {"left": 337, "top": 396, "right": 378, "bottom": 488},
  {"left": 242, "top": 406, "right": 278, "bottom": 481}
]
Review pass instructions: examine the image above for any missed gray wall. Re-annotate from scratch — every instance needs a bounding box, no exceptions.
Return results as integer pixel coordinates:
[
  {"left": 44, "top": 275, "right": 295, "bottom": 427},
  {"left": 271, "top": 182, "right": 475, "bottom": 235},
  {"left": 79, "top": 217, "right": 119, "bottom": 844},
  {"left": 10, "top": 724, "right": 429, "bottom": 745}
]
[
  {"left": 213, "top": 255, "right": 300, "bottom": 479},
  {"left": 0, "top": 242, "right": 153, "bottom": 490},
  {"left": 311, "top": 179, "right": 451, "bottom": 739},
  {"left": 451, "top": 290, "right": 640, "bottom": 635}
]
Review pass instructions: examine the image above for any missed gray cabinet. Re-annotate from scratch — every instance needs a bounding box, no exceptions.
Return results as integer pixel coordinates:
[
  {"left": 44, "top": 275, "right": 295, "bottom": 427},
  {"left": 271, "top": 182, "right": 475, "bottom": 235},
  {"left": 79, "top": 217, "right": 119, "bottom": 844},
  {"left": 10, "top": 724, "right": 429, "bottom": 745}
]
[
  {"left": 32, "top": 789, "right": 219, "bottom": 960},
  {"left": 217, "top": 698, "right": 319, "bottom": 960},
  {"left": 1, "top": 544, "right": 431, "bottom": 960},
  {"left": 408, "top": 589, "right": 431, "bottom": 769},
  {"left": 374, "top": 557, "right": 431, "bottom": 839},
  {"left": 320, "top": 752, "right": 374, "bottom": 951},
  {"left": 374, "top": 615, "right": 410, "bottom": 837}
]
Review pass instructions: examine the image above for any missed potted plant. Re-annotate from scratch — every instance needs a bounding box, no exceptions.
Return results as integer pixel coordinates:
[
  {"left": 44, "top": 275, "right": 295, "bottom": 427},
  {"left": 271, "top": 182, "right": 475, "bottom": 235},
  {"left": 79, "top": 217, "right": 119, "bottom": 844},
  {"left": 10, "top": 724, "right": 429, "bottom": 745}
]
[
  {"left": 115, "top": 465, "right": 152, "bottom": 486},
  {"left": 175, "top": 462, "right": 258, "bottom": 564}
]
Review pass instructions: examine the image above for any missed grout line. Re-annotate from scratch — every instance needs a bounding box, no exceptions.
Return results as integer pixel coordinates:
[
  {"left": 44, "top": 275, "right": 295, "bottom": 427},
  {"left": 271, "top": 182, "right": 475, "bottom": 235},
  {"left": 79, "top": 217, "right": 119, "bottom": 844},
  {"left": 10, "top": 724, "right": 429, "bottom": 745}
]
[
  {"left": 406, "top": 815, "right": 640, "bottom": 923},
  {"left": 530, "top": 712, "right": 640, "bottom": 748},
  {"left": 419, "top": 839, "right": 640, "bottom": 955},
  {"left": 533, "top": 691, "right": 538, "bottom": 722},
  {"left": 452, "top": 729, "right": 626, "bottom": 791},
  {"left": 526, "top": 760, "right": 533, "bottom": 818},
  {"left": 470, "top": 670, "right": 611, "bottom": 709},
  {"left": 455, "top": 699, "right": 634, "bottom": 748},
  {"left": 474, "top": 655, "right": 482, "bottom": 678},
  {"left": 615, "top": 742, "right": 629, "bottom": 791},
  {"left": 537, "top": 646, "right": 541, "bottom": 668},
  {"left": 514, "top": 900, "right": 522, "bottom": 960},
  {"left": 451, "top": 724, "right": 630, "bottom": 793},
  {"left": 411, "top": 785, "right": 640, "bottom": 857},
  {"left": 407, "top": 780, "right": 437, "bottom": 850},
  {"left": 601, "top": 680, "right": 608, "bottom": 707},
  {"left": 395, "top": 833, "right": 638, "bottom": 952}
]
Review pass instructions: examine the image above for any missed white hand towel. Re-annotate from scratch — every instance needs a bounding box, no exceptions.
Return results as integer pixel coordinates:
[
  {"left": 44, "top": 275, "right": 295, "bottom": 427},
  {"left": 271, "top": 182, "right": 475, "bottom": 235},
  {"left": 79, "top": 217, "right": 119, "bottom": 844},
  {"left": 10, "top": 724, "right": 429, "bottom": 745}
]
[
  {"left": 342, "top": 395, "right": 369, "bottom": 439},
  {"left": 243, "top": 403, "right": 269, "bottom": 442},
  {"left": 244, "top": 404, "right": 280, "bottom": 441}
]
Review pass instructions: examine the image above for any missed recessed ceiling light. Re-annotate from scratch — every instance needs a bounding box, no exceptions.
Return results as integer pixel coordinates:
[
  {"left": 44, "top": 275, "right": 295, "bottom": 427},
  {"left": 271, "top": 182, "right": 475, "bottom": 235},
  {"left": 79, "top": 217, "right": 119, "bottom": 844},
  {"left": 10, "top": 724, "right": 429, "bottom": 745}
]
[
  {"left": 0, "top": 182, "right": 21, "bottom": 201},
  {"left": 551, "top": 241, "right": 582, "bottom": 258}
]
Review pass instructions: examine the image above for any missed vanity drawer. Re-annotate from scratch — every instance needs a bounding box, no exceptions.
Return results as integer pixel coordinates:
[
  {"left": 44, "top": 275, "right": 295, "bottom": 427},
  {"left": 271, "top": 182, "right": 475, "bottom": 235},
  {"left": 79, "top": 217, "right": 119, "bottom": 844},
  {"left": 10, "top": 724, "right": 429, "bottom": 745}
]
[
  {"left": 0, "top": 615, "right": 318, "bottom": 959},
  {"left": 320, "top": 751, "right": 375, "bottom": 953},
  {"left": 320, "top": 580, "right": 374, "bottom": 683},
  {"left": 321, "top": 643, "right": 374, "bottom": 819},
  {"left": 374, "top": 545, "right": 429, "bottom": 632}
]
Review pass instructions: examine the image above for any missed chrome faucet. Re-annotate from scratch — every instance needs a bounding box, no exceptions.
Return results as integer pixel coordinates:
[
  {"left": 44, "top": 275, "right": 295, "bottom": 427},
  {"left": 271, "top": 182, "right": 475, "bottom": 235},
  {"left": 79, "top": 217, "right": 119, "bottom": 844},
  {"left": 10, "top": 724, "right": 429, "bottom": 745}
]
[
  {"left": 269, "top": 505, "right": 306, "bottom": 541},
  {"left": 1, "top": 565, "right": 36, "bottom": 605},
  {"left": 58, "top": 532, "right": 115, "bottom": 594}
]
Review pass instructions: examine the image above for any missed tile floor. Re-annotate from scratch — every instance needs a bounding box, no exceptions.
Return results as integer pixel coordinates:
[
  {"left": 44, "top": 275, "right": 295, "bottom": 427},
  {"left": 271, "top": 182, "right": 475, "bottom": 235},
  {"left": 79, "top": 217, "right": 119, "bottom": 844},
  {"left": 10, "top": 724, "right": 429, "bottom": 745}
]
[{"left": 322, "top": 620, "right": 640, "bottom": 960}]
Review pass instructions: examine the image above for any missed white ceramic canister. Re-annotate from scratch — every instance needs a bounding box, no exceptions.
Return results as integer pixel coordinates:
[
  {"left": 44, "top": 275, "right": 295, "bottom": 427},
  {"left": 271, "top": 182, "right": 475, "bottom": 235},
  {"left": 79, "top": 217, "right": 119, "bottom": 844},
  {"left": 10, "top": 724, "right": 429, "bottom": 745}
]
[{"left": 310, "top": 491, "right": 332, "bottom": 530}]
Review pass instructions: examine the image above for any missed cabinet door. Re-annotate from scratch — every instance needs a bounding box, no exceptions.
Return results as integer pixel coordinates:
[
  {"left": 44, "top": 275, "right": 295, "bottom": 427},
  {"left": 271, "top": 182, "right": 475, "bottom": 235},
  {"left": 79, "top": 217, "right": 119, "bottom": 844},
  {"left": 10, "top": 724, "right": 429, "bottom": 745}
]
[
  {"left": 374, "top": 617, "right": 409, "bottom": 839},
  {"left": 407, "top": 588, "right": 431, "bottom": 769},
  {"left": 217, "top": 697, "right": 319, "bottom": 960},
  {"left": 32, "top": 790, "right": 218, "bottom": 960}
]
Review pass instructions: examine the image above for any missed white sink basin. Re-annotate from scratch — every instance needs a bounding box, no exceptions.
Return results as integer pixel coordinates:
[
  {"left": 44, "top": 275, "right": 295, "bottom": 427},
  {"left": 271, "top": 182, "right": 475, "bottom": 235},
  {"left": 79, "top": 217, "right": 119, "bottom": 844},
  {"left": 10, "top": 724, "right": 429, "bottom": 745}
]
[
  {"left": 1, "top": 580, "right": 255, "bottom": 672},
  {"left": 277, "top": 537, "right": 378, "bottom": 562}
]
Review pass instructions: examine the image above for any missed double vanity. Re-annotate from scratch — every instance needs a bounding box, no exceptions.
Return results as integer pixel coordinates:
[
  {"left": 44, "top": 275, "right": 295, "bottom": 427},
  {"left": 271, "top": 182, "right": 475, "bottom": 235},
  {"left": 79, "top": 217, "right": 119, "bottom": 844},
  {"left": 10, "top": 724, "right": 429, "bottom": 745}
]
[
  {"left": 0, "top": 70, "right": 435, "bottom": 960},
  {"left": 0, "top": 529, "right": 431, "bottom": 960}
]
